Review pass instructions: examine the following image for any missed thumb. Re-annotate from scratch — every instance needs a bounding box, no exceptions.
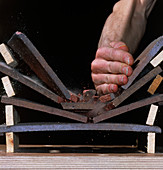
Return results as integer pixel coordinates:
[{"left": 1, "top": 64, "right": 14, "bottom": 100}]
[{"left": 110, "top": 41, "right": 129, "bottom": 52}]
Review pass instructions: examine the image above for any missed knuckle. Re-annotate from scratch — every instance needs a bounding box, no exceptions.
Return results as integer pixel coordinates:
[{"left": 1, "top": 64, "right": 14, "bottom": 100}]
[
  {"left": 96, "top": 48, "right": 103, "bottom": 58},
  {"left": 105, "top": 75, "right": 110, "bottom": 83},
  {"left": 91, "top": 60, "right": 97, "bottom": 71},
  {"left": 110, "top": 48, "right": 121, "bottom": 61},
  {"left": 91, "top": 73, "right": 96, "bottom": 83},
  {"left": 107, "top": 62, "right": 112, "bottom": 73},
  {"left": 96, "top": 86, "right": 102, "bottom": 95},
  {"left": 109, "top": 47, "right": 114, "bottom": 58}
]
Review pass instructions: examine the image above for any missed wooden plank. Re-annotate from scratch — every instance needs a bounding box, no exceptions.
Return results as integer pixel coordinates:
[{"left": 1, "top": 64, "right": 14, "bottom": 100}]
[
  {"left": 0, "top": 43, "right": 18, "bottom": 67},
  {"left": 150, "top": 50, "right": 163, "bottom": 67},
  {"left": 90, "top": 66, "right": 162, "bottom": 118},
  {"left": 113, "top": 66, "right": 162, "bottom": 108},
  {"left": 147, "top": 133, "right": 155, "bottom": 153},
  {"left": 146, "top": 104, "right": 158, "bottom": 126},
  {"left": 5, "top": 105, "right": 19, "bottom": 153},
  {"left": 147, "top": 75, "right": 163, "bottom": 95},
  {"left": 61, "top": 102, "right": 95, "bottom": 110},
  {"left": 122, "top": 36, "right": 163, "bottom": 89},
  {"left": 1, "top": 96, "right": 88, "bottom": 123},
  {"left": 93, "top": 94, "right": 163, "bottom": 123},
  {"left": 1, "top": 154, "right": 163, "bottom": 169},
  {"left": 0, "top": 122, "right": 161, "bottom": 133},
  {"left": 0, "top": 61, "right": 63, "bottom": 103},
  {"left": 1, "top": 153, "right": 163, "bottom": 169},
  {"left": 8, "top": 32, "right": 71, "bottom": 100},
  {"left": 1, "top": 76, "right": 15, "bottom": 97}
]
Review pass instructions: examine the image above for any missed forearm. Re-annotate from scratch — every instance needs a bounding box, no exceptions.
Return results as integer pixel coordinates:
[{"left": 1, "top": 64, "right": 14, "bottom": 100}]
[{"left": 98, "top": 0, "right": 157, "bottom": 54}]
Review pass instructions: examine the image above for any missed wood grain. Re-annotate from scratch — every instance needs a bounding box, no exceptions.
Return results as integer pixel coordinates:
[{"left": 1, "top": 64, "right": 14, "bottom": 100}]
[
  {"left": 146, "top": 104, "right": 158, "bottom": 126},
  {"left": 0, "top": 43, "right": 17, "bottom": 67},
  {"left": 1, "top": 150, "right": 163, "bottom": 169},
  {"left": 147, "top": 133, "right": 155, "bottom": 153},
  {"left": 150, "top": 50, "right": 163, "bottom": 67},
  {"left": 148, "top": 75, "right": 163, "bottom": 95},
  {"left": 5, "top": 105, "right": 19, "bottom": 153},
  {"left": 1, "top": 76, "right": 15, "bottom": 97}
]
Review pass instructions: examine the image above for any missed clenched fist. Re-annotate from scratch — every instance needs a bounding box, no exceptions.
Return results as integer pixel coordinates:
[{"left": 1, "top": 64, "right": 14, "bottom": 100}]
[
  {"left": 90, "top": 0, "right": 156, "bottom": 95},
  {"left": 91, "top": 42, "right": 134, "bottom": 95}
]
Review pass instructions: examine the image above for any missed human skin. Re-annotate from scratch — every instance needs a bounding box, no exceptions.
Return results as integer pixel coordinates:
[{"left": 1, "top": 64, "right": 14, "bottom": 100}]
[{"left": 91, "top": 0, "right": 157, "bottom": 95}]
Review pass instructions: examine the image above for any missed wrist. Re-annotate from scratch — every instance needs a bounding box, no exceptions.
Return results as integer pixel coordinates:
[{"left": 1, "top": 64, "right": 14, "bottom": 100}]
[
  {"left": 139, "top": 0, "right": 157, "bottom": 18},
  {"left": 98, "top": 0, "right": 149, "bottom": 53}
]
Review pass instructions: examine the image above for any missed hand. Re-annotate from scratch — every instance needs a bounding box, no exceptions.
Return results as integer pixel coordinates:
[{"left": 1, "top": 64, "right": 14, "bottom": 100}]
[
  {"left": 91, "top": 0, "right": 156, "bottom": 95},
  {"left": 91, "top": 41, "right": 134, "bottom": 95}
]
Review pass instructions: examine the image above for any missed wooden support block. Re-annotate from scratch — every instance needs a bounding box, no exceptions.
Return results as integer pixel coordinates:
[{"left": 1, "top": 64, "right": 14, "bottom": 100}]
[
  {"left": 146, "top": 104, "right": 158, "bottom": 126},
  {"left": 148, "top": 75, "right": 163, "bottom": 95},
  {"left": 6, "top": 132, "right": 19, "bottom": 153},
  {"left": 150, "top": 50, "right": 163, "bottom": 67},
  {"left": 0, "top": 43, "right": 18, "bottom": 67},
  {"left": 1, "top": 76, "right": 15, "bottom": 97},
  {"left": 146, "top": 104, "right": 158, "bottom": 154},
  {"left": 5, "top": 105, "right": 19, "bottom": 153},
  {"left": 5, "top": 105, "right": 20, "bottom": 125},
  {"left": 6, "top": 105, "right": 15, "bottom": 126},
  {"left": 147, "top": 133, "right": 155, "bottom": 153}
]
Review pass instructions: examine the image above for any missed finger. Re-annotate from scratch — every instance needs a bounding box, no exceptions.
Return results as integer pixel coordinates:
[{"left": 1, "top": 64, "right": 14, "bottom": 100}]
[
  {"left": 110, "top": 41, "right": 129, "bottom": 52},
  {"left": 91, "top": 59, "right": 133, "bottom": 76},
  {"left": 96, "top": 84, "right": 118, "bottom": 95},
  {"left": 92, "top": 73, "right": 128, "bottom": 86},
  {"left": 96, "top": 47, "right": 134, "bottom": 66}
]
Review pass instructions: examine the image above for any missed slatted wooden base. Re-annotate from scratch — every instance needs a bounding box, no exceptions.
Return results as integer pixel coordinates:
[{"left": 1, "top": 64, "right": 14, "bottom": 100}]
[{"left": 0, "top": 145, "right": 163, "bottom": 169}]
